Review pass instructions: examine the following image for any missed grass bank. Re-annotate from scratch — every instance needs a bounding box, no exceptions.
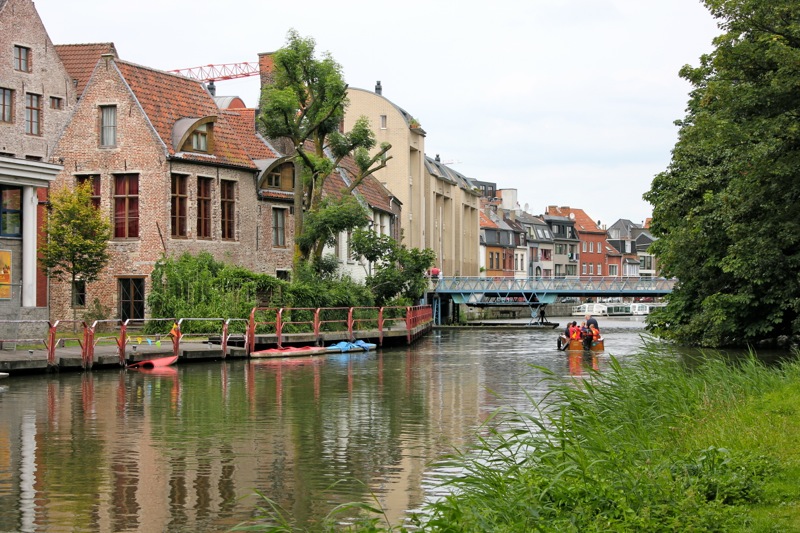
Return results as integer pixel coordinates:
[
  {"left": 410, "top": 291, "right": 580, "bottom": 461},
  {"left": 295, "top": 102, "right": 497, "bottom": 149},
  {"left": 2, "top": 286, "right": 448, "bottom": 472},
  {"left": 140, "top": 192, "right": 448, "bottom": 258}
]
[{"left": 236, "top": 347, "right": 800, "bottom": 532}]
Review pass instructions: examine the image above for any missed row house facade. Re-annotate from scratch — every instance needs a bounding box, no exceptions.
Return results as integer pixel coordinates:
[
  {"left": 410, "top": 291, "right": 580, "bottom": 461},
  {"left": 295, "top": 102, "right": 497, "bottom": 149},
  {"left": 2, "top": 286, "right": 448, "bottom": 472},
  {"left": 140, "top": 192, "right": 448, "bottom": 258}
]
[
  {"left": 515, "top": 211, "right": 554, "bottom": 278},
  {"left": 607, "top": 219, "right": 657, "bottom": 277},
  {"left": 424, "top": 155, "right": 480, "bottom": 277},
  {"left": 542, "top": 213, "right": 579, "bottom": 277},
  {"left": 479, "top": 207, "right": 523, "bottom": 278},
  {"left": 0, "top": 0, "right": 72, "bottom": 323}
]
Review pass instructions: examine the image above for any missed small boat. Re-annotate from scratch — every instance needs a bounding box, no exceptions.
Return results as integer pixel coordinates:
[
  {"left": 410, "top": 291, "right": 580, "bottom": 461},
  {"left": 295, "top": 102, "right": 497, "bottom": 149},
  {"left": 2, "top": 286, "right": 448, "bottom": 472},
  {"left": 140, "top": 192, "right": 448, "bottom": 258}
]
[
  {"left": 557, "top": 335, "right": 605, "bottom": 352},
  {"left": 250, "top": 345, "right": 328, "bottom": 358},
  {"left": 127, "top": 355, "right": 178, "bottom": 369},
  {"left": 135, "top": 366, "right": 179, "bottom": 377},
  {"left": 250, "top": 357, "right": 323, "bottom": 368},
  {"left": 326, "top": 340, "right": 377, "bottom": 353}
]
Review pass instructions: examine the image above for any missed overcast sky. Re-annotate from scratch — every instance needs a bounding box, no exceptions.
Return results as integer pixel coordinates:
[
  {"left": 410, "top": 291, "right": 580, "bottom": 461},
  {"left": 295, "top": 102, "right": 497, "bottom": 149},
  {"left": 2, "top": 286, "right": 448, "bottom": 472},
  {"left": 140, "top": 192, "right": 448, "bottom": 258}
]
[{"left": 36, "top": 0, "right": 720, "bottom": 228}]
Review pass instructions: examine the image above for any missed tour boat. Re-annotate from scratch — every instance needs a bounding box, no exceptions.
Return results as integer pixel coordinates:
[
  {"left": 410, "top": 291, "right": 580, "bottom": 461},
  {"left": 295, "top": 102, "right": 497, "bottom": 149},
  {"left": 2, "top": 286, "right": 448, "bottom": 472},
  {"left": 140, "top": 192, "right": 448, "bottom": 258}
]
[
  {"left": 250, "top": 345, "right": 328, "bottom": 358},
  {"left": 326, "top": 340, "right": 377, "bottom": 353},
  {"left": 127, "top": 355, "right": 179, "bottom": 369},
  {"left": 572, "top": 302, "right": 631, "bottom": 316}
]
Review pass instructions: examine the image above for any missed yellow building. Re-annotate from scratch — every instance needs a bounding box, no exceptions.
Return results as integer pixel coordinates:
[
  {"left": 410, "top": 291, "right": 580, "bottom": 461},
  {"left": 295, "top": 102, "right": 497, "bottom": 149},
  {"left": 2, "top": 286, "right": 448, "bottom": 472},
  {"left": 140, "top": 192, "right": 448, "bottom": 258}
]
[{"left": 345, "top": 83, "right": 480, "bottom": 277}]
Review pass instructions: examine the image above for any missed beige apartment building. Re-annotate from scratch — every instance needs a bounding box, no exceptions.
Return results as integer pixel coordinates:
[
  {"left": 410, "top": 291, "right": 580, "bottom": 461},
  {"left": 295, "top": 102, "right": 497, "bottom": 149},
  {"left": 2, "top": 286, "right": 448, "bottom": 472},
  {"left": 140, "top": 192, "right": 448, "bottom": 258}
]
[{"left": 345, "top": 83, "right": 480, "bottom": 277}]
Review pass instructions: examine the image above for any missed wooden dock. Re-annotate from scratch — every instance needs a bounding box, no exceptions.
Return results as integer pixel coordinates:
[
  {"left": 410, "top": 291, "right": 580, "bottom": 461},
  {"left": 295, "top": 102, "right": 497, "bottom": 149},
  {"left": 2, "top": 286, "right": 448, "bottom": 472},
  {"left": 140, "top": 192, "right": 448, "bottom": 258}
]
[{"left": 0, "top": 305, "right": 433, "bottom": 374}]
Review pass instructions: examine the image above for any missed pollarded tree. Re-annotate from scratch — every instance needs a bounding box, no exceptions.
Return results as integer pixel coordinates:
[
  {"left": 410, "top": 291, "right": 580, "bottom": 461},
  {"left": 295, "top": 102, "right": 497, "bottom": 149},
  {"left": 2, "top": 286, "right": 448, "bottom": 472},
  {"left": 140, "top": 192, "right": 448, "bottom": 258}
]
[
  {"left": 40, "top": 182, "right": 111, "bottom": 321},
  {"left": 259, "top": 30, "right": 392, "bottom": 268},
  {"left": 644, "top": 0, "right": 800, "bottom": 346}
]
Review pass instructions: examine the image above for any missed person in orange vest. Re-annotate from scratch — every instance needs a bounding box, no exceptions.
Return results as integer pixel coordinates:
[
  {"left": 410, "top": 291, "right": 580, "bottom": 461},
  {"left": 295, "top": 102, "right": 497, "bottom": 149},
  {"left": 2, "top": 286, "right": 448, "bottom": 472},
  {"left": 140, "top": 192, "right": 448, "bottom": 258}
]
[{"left": 590, "top": 324, "right": 601, "bottom": 341}]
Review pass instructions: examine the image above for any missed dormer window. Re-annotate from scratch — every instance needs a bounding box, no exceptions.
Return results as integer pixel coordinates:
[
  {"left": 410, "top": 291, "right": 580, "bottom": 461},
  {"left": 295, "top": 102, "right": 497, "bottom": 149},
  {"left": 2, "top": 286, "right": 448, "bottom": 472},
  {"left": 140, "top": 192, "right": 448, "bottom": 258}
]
[
  {"left": 178, "top": 121, "right": 214, "bottom": 153},
  {"left": 191, "top": 127, "right": 207, "bottom": 151},
  {"left": 266, "top": 169, "right": 281, "bottom": 188}
]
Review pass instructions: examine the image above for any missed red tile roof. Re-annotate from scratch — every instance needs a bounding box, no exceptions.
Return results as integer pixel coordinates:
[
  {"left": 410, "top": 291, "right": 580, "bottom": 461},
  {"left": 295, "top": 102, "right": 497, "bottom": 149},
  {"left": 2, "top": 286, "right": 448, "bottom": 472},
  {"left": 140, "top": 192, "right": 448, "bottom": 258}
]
[
  {"left": 54, "top": 43, "right": 117, "bottom": 96},
  {"left": 114, "top": 60, "right": 254, "bottom": 169},
  {"left": 337, "top": 155, "right": 395, "bottom": 213},
  {"left": 480, "top": 210, "right": 498, "bottom": 229},
  {"left": 225, "top": 108, "right": 279, "bottom": 160},
  {"left": 545, "top": 205, "right": 605, "bottom": 234}
]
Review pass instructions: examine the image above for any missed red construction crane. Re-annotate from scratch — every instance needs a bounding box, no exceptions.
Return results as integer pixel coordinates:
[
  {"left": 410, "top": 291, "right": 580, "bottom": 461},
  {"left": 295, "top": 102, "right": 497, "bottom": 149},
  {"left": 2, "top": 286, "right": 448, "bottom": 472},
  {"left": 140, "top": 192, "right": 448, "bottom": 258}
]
[{"left": 169, "top": 62, "right": 259, "bottom": 82}]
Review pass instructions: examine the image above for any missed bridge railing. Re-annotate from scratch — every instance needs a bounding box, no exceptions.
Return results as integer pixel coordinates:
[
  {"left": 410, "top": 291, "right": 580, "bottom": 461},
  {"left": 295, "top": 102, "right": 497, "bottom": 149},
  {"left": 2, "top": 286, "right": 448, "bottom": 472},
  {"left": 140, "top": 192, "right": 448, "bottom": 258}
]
[{"left": 434, "top": 276, "right": 676, "bottom": 293}]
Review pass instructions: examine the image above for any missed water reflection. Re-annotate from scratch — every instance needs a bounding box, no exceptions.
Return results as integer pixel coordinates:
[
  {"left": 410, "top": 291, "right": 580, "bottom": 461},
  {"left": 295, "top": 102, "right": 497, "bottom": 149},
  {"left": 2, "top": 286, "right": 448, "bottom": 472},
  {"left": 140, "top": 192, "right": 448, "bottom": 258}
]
[{"left": 0, "top": 318, "right": 744, "bottom": 532}]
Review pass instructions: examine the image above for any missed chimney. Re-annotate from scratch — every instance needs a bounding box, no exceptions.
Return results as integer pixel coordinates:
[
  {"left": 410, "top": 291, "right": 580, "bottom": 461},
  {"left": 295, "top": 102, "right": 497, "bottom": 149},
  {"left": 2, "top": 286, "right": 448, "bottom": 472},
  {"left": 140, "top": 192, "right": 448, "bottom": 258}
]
[
  {"left": 207, "top": 80, "right": 216, "bottom": 96},
  {"left": 435, "top": 154, "right": 440, "bottom": 163},
  {"left": 258, "top": 52, "right": 276, "bottom": 89},
  {"left": 375, "top": 80, "right": 382, "bottom": 95}
]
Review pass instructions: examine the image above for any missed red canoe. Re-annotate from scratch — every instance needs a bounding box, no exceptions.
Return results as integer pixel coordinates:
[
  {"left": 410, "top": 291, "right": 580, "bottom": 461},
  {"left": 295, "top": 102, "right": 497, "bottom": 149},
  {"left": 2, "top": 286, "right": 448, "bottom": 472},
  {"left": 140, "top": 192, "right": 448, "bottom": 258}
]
[
  {"left": 250, "top": 346, "right": 327, "bottom": 358},
  {"left": 128, "top": 355, "right": 179, "bottom": 369}
]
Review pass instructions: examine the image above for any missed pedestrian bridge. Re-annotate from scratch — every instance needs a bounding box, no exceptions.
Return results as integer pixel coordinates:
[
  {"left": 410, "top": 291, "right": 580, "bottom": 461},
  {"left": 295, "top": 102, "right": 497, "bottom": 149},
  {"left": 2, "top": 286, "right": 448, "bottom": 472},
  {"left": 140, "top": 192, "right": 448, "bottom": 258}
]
[{"left": 430, "top": 276, "right": 675, "bottom": 306}]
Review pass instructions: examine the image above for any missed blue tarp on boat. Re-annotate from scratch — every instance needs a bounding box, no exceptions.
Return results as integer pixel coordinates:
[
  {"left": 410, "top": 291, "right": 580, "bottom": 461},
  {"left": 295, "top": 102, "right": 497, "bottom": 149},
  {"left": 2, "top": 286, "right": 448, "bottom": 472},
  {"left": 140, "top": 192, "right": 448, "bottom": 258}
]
[{"left": 326, "top": 340, "right": 377, "bottom": 353}]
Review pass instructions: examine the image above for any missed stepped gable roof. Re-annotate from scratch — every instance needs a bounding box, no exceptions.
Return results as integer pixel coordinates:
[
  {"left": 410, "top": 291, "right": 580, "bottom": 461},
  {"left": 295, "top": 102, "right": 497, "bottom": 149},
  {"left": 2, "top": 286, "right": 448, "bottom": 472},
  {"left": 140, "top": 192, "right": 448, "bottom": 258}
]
[
  {"left": 55, "top": 43, "right": 118, "bottom": 95},
  {"left": 115, "top": 60, "right": 254, "bottom": 169}
]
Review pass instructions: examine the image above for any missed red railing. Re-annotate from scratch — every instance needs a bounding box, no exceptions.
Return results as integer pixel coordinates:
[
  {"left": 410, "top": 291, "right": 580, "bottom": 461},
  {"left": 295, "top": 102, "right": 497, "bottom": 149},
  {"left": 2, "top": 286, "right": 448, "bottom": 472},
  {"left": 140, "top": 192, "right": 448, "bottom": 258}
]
[
  {"left": 0, "top": 306, "right": 433, "bottom": 368},
  {"left": 246, "top": 306, "right": 433, "bottom": 354}
]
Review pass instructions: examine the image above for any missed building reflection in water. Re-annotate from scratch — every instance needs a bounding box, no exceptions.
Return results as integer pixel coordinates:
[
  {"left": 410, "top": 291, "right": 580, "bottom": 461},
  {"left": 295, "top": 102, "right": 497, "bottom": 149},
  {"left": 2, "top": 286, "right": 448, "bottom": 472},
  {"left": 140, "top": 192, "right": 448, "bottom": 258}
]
[{"left": 0, "top": 327, "right": 651, "bottom": 531}]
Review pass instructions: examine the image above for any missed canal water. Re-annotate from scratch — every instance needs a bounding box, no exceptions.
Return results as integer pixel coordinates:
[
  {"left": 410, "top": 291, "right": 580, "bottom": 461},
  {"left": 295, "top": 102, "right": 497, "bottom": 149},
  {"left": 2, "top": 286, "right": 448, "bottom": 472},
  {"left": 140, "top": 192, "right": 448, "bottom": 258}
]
[{"left": 0, "top": 317, "right": 668, "bottom": 532}]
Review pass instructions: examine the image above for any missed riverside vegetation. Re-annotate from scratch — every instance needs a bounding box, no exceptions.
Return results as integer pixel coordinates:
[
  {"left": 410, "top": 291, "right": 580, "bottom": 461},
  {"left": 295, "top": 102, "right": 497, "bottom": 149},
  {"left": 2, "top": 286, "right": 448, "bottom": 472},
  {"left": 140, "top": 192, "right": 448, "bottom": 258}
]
[{"left": 234, "top": 347, "right": 800, "bottom": 532}]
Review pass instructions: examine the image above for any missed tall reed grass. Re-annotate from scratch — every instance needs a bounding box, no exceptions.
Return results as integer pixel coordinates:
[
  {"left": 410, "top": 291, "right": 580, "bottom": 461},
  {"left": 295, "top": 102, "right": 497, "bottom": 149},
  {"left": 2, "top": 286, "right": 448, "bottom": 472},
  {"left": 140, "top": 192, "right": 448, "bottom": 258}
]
[{"left": 421, "top": 346, "right": 798, "bottom": 532}]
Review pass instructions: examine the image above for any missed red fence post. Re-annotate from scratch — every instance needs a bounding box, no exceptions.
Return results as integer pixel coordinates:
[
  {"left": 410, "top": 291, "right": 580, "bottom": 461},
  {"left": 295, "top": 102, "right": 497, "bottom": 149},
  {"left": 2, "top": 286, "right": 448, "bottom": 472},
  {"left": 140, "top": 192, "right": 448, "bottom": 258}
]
[
  {"left": 117, "top": 320, "right": 128, "bottom": 364},
  {"left": 247, "top": 308, "right": 257, "bottom": 356},
  {"left": 82, "top": 322, "right": 94, "bottom": 369},
  {"left": 348, "top": 307, "right": 355, "bottom": 341},
  {"left": 314, "top": 308, "right": 321, "bottom": 345},
  {"left": 47, "top": 321, "right": 58, "bottom": 366},
  {"left": 276, "top": 308, "right": 284, "bottom": 348},
  {"left": 405, "top": 307, "right": 412, "bottom": 344},
  {"left": 221, "top": 320, "right": 229, "bottom": 359},
  {"left": 378, "top": 307, "right": 385, "bottom": 346},
  {"left": 172, "top": 321, "right": 182, "bottom": 357}
]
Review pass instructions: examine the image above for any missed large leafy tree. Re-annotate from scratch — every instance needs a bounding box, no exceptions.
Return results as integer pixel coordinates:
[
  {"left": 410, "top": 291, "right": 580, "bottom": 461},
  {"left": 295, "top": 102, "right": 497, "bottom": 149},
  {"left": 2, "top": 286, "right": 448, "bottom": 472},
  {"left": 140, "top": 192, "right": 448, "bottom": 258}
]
[
  {"left": 644, "top": 0, "right": 800, "bottom": 346},
  {"left": 259, "top": 30, "right": 392, "bottom": 268},
  {"left": 40, "top": 182, "right": 111, "bottom": 319}
]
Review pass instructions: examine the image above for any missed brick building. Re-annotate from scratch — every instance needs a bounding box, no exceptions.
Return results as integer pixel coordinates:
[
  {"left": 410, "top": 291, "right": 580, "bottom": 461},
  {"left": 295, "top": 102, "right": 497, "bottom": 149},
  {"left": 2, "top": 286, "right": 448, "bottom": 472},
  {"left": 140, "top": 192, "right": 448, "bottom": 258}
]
[
  {"left": 0, "top": 0, "right": 74, "bottom": 325},
  {"left": 51, "top": 49, "right": 295, "bottom": 321}
]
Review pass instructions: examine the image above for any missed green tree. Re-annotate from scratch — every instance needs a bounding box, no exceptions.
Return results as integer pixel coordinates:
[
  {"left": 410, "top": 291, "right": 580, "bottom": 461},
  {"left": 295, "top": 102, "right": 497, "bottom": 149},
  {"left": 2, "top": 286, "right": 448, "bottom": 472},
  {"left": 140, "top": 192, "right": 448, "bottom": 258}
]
[
  {"left": 258, "top": 30, "right": 392, "bottom": 268},
  {"left": 644, "top": 0, "right": 800, "bottom": 346},
  {"left": 350, "top": 228, "right": 435, "bottom": 306},
  {"left": 40, "top": 182, "right": 111, "bottom": 320}
]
